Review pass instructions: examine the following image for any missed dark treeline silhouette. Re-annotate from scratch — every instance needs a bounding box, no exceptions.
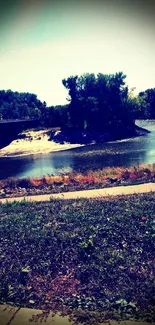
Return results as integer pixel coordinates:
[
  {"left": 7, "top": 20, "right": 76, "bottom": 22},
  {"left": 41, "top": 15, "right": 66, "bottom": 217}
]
[
  {"left": 0, "top": 90, "right": 46, "bottom": 120},
  {"left": 0, "top": 73, "right": 155, "bottom": 131}
]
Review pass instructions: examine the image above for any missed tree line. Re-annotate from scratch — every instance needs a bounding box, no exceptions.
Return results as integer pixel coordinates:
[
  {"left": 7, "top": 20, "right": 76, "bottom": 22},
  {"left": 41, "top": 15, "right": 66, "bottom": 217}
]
[
  {"left": 0, "top": 90, "right": 46, "bottom": 120},
  {"left": 0, "top": 72, "right": 155, "bottom": 129}
]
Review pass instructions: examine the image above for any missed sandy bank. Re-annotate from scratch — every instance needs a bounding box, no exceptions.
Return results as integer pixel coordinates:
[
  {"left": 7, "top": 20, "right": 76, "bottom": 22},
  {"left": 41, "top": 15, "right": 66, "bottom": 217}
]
[{"left": 0, "top": 129, "right": 84, "bottom": 157}]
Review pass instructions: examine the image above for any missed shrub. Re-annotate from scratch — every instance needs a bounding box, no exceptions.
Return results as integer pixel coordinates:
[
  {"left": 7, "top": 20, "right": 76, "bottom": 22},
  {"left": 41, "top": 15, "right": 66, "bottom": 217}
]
[
  {"left": 143, "top": 168, "right": 151, "bottom": 177},
  {"left": 51, "top": 176, "right": 63, "bottom": 185},
  {"left": 17, "top": 178, "right": 33, "bottom": 188},
  {"left": 129, "top": 172, "right": 138, "bottom": 181},
  {"left": 120, "top": 170, "right": 130, "bottom": 180},
  {"left": 3, "top": 177, "right": 18, "bottom": 189}
]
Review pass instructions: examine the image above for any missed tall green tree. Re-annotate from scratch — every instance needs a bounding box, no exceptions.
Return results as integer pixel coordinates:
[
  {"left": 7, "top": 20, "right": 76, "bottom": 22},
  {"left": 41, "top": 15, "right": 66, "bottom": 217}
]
[
  {"left": 62, "top": 72, "right": 133, "bottom": 130},
  {"left": 138, "top": 88, "right": 155, "bottom": 119}
]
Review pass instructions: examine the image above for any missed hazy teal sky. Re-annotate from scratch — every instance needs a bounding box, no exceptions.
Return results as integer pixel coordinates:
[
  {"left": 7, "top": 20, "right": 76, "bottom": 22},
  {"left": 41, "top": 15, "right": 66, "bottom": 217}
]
[{"left": 0, "top": 0, "right": 155, "bottom": 105}]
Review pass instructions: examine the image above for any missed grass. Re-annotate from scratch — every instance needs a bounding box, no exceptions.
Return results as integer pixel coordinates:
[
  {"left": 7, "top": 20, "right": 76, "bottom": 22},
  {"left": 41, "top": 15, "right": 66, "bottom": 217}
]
[
  {"left": 0, "top": 164, "right": 155, "bottom": 198},
  {"left": 1, "top": 194, "right": 155, "bottom": 324}
]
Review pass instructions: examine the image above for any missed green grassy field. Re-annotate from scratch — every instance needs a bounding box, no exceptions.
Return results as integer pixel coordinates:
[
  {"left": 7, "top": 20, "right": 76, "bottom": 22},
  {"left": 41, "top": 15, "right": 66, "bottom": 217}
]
[{"left": 1, "top": 194, "right": 155, "bottom": 324}]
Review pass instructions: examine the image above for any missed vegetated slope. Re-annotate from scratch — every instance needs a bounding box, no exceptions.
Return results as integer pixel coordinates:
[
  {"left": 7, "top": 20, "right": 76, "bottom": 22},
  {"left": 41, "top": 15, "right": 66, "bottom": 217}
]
[
  {"left": 0, "top": 195, "right": 155, "bottom": 324},
  {"left": 1, "top": 164, "right": 155, "bottom": 198}
]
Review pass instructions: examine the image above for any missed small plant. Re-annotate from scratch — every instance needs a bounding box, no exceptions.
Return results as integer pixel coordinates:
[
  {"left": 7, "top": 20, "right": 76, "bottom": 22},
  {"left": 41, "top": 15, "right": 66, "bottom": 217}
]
[
  {"left": 3, "top": 177, "right": 18, "bottom": 189},
  {"left": 129, "top": 172, "right": 138, "bottom": 181},
  {"left": 119, "top": 169, "right": 130, "bottom": 180},
  {"left": 17, "top": 178, "right": 33, "bottom": 188},
  {"left": 29, "top": 178, "right": 42, "bottom": 187}
]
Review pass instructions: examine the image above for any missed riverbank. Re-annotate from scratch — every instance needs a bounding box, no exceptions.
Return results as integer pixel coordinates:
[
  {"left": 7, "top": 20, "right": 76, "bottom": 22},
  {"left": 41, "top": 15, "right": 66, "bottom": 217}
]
[
  {"left": 0, "top": 165, "right": 155, "bottom": 199},
  {"left": 0, "top": 128, "right": 84, "bottom": 157}
]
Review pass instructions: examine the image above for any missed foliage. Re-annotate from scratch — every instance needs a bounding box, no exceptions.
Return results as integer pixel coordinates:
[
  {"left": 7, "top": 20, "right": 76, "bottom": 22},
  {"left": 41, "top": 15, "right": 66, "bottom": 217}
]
[
  {"left": 62, "top": 72, "right": 134, "bottom": 131},
  {"left": 127, "top": 87, "right": 155, "bottom": 119},
  {"left": 0, "top": 90, "right": 46, "bottom": 120},
  {"left": 138, "top": 88, "right": 155, "bottom": 119},
  {"left": 43, "top": 104, "right": 69, "bottom": 127},
  {"left": 0, "top": 77, "right": 155, "bottom": 133},
  {"left": 1, "top": 195, "right": 155, "bottom": 323},
  {"left": 0, "top": 164, "right": 155, "bottom": 198},
  {"left": 1, "top": 177, "right": 32, "bottom": 190}
]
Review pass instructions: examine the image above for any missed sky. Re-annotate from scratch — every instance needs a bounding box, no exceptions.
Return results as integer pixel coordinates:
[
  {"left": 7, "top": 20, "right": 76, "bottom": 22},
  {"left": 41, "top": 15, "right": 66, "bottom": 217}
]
[{"left": 0, "top": 0, "right": 155, "bottom": 106}]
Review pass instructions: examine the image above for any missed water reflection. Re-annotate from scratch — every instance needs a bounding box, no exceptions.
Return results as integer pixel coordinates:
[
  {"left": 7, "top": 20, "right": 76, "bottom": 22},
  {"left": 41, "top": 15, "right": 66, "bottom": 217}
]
[
  {"left": 0, "top": 120, "right": 155, "bottom": 179},
  {"left": 0, "top": 155, "right": 34, "bottom": 179},
  {"left": 16, "top": 154, "right": 73, "bottom": 179}
]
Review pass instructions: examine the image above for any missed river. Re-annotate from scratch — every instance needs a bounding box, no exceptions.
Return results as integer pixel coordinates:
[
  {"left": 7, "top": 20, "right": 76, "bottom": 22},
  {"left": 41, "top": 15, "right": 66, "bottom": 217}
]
[{"left": 0, "top": 120, "right": 155, "bottom": 179}]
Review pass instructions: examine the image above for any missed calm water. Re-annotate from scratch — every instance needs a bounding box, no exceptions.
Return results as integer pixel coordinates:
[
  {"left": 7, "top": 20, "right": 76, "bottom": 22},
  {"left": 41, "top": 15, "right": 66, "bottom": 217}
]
[{"left": 0, "top": 120, "right": 155, "bottom": 179}]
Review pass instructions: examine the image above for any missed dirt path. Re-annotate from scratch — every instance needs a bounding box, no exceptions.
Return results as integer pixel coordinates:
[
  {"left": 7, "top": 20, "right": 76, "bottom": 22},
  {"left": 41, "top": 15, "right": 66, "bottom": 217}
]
[{"left": 0, "top": 182, "right": 155, "bottom": 203}]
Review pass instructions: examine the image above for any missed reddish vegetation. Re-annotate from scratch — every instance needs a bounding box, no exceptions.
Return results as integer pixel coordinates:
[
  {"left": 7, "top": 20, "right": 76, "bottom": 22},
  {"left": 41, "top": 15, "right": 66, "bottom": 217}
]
[
  {"left": 29, "top": 165, "right": 155, "bottom": 186},
  {"left": 0, "top": 165, "right": 155, "bottom": 198}
]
